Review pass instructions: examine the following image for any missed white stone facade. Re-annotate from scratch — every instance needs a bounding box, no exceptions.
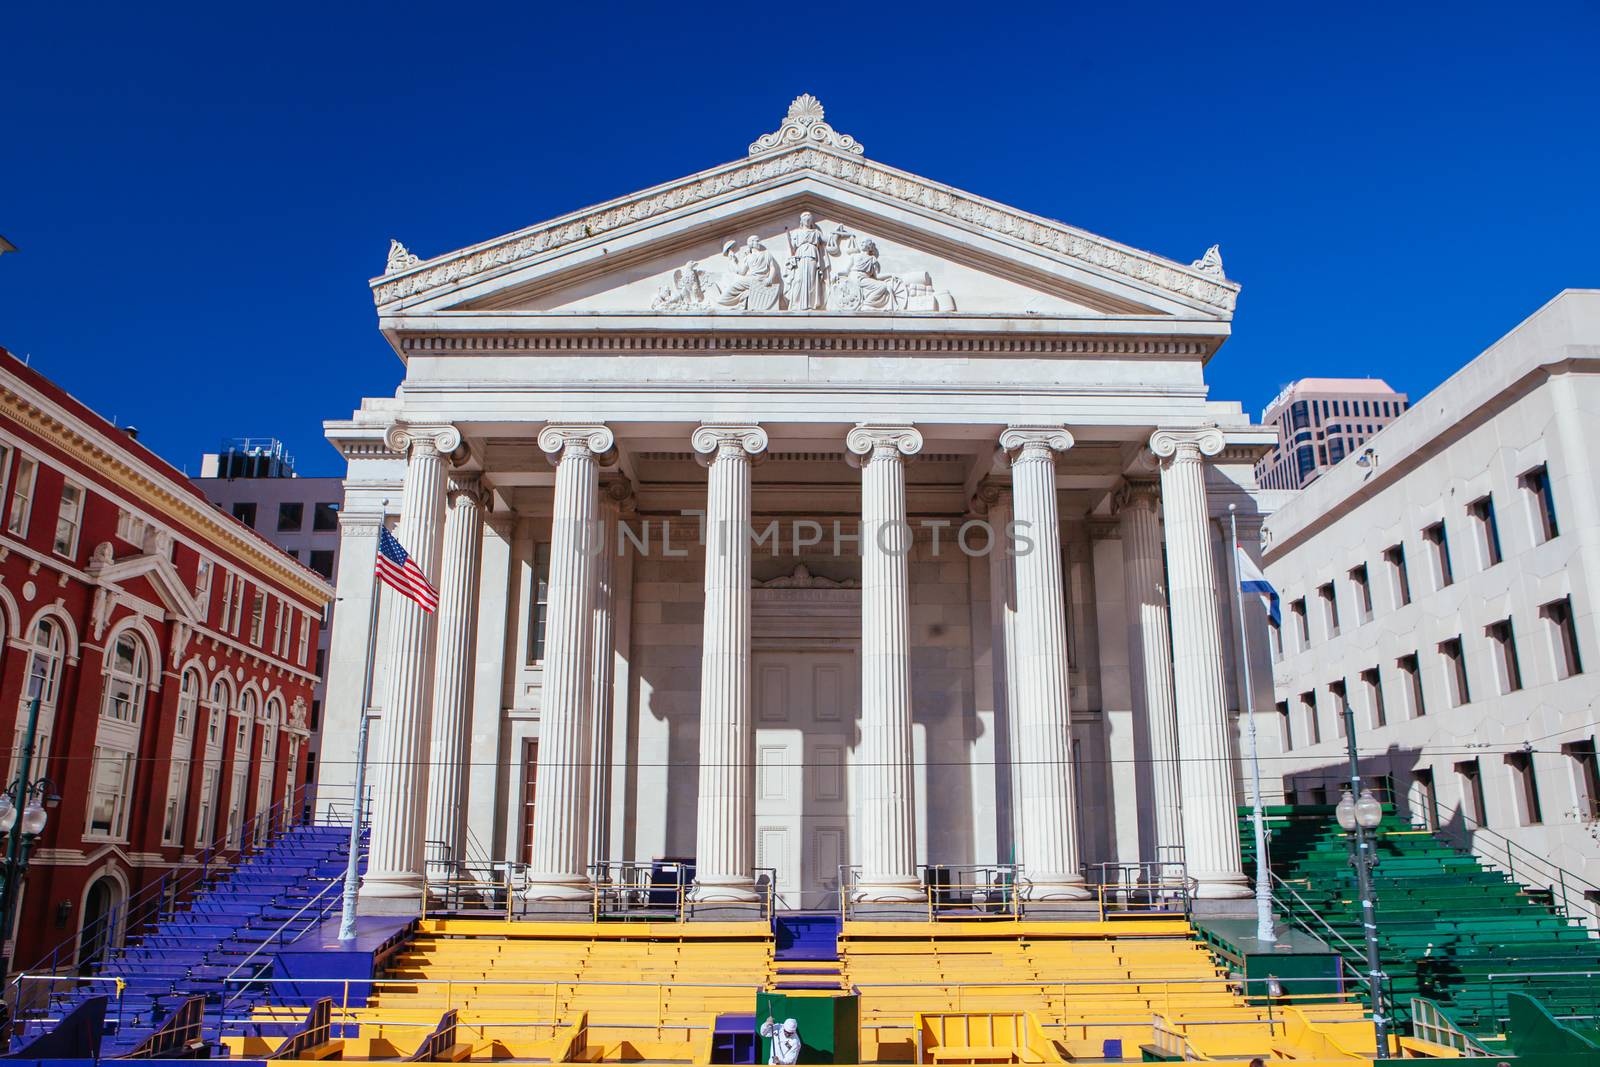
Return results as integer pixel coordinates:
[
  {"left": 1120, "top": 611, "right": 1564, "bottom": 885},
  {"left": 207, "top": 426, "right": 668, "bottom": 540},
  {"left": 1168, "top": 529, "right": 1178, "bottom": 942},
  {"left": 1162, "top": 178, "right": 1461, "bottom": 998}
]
[
  {"left": 1264, "top": 290, "right": 1600, "bottom": 924},
  {"left": 320, "top": 98, "right": 1286, "bottom": 913}
]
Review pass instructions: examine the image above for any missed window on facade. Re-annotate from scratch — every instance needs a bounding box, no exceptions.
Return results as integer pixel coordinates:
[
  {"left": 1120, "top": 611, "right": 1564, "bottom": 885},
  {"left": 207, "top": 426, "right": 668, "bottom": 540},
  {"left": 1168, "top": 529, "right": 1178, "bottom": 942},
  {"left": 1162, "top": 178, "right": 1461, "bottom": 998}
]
[
  {"left": 1350, "top": 564, "right": 1373, "bottom": 623},
  {"left": 1318, "top": 583, "right": 1340, "bottom": 638},
  {"left": 1329, "top": 679, "right": 1349, "bottom": 738},
  {"left": 310, "top": 700, "right": 321, "bottom": 730},
  {"left": 1398, "top": 652, "right": 1425, "bottom": 718},
  {"left": 1456, "top": 758, "right": 1487, "bottom": 824},
  {"left": 87, "top": 747, "right": 135, "bottom": 838},
  {"left": 519, "top": 739, "right": 539, "bottom": 864},
  {"left": 1542, "top": 597, "right": 1583, "bottom": 680},
  {"left": 1361, "top": 666, "right": 1386, "bottom": 728},
  {"left": 1290, "top": 598, "right": 1309, "bottom": 648},
  {"left": 1506, "top": 751, "right": 1543, "bottom": 825},
  {"left": 1383, "top": 545, "right": 1411, "bottom": 607},
  {"left": 1487, "top": 618, "right": 1523, "bottom": 694},
  {"left": 176, "top": 667, "right": 199, "bottom": 740},
  {"left": 529, "top": 542, "right": 552, "bottom": 662},
  {"left": 13, "top": 617, "right": 66, "bottom": 777},
  {"left": 277, "top": 502, "right": 304, "bottom": 532},
  {"left": 0, "top": 444, "right": 10, "bottom": 509},
  {"left": 1520, "top": 464, "right": 1559, "bottom": 544},
  {"left": 309, "top": 549, "right": 335, "bottom": 579},
  {"left": 249, "top": 592, "right": 266, "bottom": 646},
  {"left": 298, "top": 614, "right": 311, "bottom": 666},
  {"left": 116, "top": 508, "right": 149, "bottom": 546},
  {"left": 208, "top": 677, "right": 231, "bottom": 744},
  {"left": 195, "top": 558, "right": 213, "bottom": 607},
  {"left": 1441, "top": 637, "right": 1470, "bottom": 706},
  {"left": 314, "top": 647, "right": 326, "bottom": 679},
  {"left": 162, "top": 758, "right": 191, "bottom": 845},
  {"left": 1268, "top": 617, "right": 1282, "bottom": 661},
  {"left": 232, "top": 501, "right": 257, "bottom": 527},
  {"left": 1422, "top": 521, "right": 1453, "bottom": 589},
  {"left": 1566, "top": 739, "right": 1600, "bottom": 820},
  {"left": 7, "top": 456, "right": 37, "bottom": 536},
  {"left": 219, "top": 572, "right": 235, "bottom": 632},
  {"left": 101, "top": 632, "right": 149, "bottom": 723},
  {"left": 1469, "top": 495, "right": 1503, "bottom": 568},
  {"left": 1301, "top": 690, "right": 1321, "bottom": 746},
  {"left": 53, "top": 482, "right": 85, "bottom": 558},
  {"left": 313, "top": 501, "right": 340, "bottom": 531},
  {"left": 1414, "top": 767, "right": 1439, "bottom": 830},
  {"left": 1276, "top": 699, "right": 1292, "bottom": 750}
]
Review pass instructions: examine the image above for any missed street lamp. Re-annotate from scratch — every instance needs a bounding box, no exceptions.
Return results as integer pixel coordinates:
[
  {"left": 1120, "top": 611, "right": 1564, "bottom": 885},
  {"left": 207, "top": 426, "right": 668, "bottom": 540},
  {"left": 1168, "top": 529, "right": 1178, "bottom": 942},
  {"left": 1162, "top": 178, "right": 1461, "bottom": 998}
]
[{"left": 1336, "top": 689, "right": 1391, "bottom": 1058}]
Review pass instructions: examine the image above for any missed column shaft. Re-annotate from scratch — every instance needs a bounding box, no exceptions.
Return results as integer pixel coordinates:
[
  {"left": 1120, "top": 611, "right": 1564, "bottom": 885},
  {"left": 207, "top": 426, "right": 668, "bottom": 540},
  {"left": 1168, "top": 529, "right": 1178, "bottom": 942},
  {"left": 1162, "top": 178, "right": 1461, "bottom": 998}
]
[
  {"left": 984, "top": 489, "right": 1024, "bottom": 863},
  {"left": 424, "top": 473, "right": 485, "bottom": 874},
  {"left": 1117, "top": 480, "right": 1184, "bottom": 859},
  {"left": 587, "top": 485, "right": 622, "bottom": 865},
  {"left": 1002, "top": 427, "right": 1088, "bottom": 900},
  {"left": 690, "top": 426, "right": 767, "bottom": 903},
  {"left": 847, "top": 425, "right": 923, "bottom": 903},
  {"left": 1151, "top": 429, "right": 1249, "bottom": 898},
  {"left": 361, "top": 424, "right": 456, "bottom": 908},
  {"left": 523, "top": 425, "right": 611, "bottom": 901}
]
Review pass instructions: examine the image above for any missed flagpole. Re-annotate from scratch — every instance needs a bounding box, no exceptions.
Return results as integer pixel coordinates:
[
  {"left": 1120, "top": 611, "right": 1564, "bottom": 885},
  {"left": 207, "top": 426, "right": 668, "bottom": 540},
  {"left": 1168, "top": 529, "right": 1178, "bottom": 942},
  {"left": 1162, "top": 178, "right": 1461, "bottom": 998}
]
[
  {"left": 339, "top": 511, "right": 386, "bottom": 942},
  {"left": 1230, "top": 503, "right": 1277, "bottom": 944}
]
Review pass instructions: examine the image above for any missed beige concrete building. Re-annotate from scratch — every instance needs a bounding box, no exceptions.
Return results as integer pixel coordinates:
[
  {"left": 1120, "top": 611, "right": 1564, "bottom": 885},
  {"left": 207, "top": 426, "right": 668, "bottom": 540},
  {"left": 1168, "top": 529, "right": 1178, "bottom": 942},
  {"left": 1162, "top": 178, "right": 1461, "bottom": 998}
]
[
  {"left": 1263, "top": 290, "right": 1600, "bottom": 924},
  {"left": 1256, "top": 379, "right": 1408, "bottom": 491}
]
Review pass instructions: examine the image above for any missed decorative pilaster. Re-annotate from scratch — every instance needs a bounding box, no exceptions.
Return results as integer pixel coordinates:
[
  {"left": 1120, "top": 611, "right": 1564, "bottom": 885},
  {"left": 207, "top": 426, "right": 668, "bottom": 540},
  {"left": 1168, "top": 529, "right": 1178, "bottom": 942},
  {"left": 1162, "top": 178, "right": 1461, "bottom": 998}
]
[
  {"left": 360, "top": 423, "right": 459, "bottom": 910},
  {"left": 1115, "top": 476, "right": 1184, "bottom": 860},
  {"left": 689, "top": 425, "right": 769, "bottom": 903},
  {"left": 1149, "top": 428, "right": 1249, "bottom": 898},
  {"left": 999, "top": 426, "right": 1089, "bottom": 900},
  {"left": 423, "top": 471, "right": 487, "bottom": 875},
  {"left": 523, "top": 424, "right": 613, "bottom": 901},
  {"left": 589, "top": 478, "right": 633, "bottom": 865},
  {"left": 846, "top": 424, "right": 924, "bottom": 903}
]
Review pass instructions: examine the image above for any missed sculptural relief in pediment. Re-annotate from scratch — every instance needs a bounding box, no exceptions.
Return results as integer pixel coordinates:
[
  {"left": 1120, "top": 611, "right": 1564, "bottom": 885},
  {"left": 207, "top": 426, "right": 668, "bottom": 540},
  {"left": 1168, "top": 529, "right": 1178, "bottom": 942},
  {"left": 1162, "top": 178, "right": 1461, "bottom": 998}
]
[{"left": 652, "top": 213, "right": 956, "bottom": 313}]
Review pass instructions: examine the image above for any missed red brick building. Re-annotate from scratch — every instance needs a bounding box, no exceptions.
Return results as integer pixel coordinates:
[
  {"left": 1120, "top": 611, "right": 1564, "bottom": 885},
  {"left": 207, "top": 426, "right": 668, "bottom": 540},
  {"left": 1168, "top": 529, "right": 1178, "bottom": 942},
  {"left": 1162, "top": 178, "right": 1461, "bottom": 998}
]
[{"left": 0, "top": 350, "right": 333, "bottom": 969}]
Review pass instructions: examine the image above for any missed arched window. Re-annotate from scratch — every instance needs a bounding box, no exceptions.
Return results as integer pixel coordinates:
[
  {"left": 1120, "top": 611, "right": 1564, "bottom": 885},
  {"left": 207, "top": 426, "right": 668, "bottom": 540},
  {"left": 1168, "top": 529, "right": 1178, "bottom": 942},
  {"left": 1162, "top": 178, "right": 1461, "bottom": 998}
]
[
  {"left": 175, "top": 668, "right": 199, "bottom": 740},
  {"left": 163, "top": 669, "right": 201, "bottom": 846},
  {"left": 196, "top": 675, "right": 232, "bottom": 848},
  {"left": 226, "top": 690, "right": 258, "bottom": 849},
  {"left": 100, "top": 632, "right": 149, "bottom": 723},
  {"left": 13, "top": 616, "right": 68, "bottom": 777},
  {"left": 254, "top": 696, "right": 283, "bottom": 844}
]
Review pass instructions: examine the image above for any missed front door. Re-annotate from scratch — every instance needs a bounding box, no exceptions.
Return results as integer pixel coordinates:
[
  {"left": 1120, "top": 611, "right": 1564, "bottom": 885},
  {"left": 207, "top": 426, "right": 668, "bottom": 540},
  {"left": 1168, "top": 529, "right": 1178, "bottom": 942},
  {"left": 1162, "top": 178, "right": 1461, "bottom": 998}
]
[{"left": 753, "top": 650, "right": 857, "bottom": 910}]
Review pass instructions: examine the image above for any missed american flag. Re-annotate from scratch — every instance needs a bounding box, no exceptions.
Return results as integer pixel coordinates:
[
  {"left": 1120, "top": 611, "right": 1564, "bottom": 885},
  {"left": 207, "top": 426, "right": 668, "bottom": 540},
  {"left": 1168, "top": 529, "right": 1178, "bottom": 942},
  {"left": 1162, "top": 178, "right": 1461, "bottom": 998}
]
[{"left": 375, "top": 528, "right": 438, "bottom": 613}]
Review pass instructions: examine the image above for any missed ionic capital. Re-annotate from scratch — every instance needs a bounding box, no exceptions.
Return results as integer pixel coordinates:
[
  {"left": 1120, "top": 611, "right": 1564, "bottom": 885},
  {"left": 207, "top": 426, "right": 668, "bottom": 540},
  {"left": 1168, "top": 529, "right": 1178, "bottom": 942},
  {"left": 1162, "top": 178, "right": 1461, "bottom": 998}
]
[
  {"left": 1148, "top": 426, "right": 1225, "bottom": 463},
  {"left": 1113, "top": 477, "right": 1161, "bottom": 516},
  {"left": 691, "top": 424, "right": 769, "bottom": 462},
  {"left": 999, "top": 425, "right": 1074, "bottom": 462},
  {"left": 846, "top": 424, "right": 923, "bottom": 464},
  {"left": 384, "top": 422, "right": 463, "bottom": 459},
  {"left": 538, "top": 423, "right": 614, "bottom": 463}
]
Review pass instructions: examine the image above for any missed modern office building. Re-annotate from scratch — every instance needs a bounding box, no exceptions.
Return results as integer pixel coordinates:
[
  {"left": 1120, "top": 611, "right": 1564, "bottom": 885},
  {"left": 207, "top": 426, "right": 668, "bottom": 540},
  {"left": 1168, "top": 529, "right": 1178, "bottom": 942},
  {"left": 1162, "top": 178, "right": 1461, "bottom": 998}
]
[
  {"left": 1255, "top": 378, "right": 1409, "bottom": 490},
  {"left": 0, "top": 352, "right": 331, "bottom": 967},
  {"left": 194, "top": 439, "right": 343, "bottom": 786},
  {"left": 1263, "top": 290, "right": 1600, "bottom": 922}
]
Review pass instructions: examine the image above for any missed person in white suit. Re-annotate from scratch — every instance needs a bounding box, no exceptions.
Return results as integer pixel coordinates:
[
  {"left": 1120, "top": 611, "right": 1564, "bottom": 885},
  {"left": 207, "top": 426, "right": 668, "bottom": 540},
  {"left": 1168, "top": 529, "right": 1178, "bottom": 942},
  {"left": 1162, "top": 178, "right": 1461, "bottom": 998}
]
[{"left": 760, "top": 1017, "right": 802, "bottom": 1065}]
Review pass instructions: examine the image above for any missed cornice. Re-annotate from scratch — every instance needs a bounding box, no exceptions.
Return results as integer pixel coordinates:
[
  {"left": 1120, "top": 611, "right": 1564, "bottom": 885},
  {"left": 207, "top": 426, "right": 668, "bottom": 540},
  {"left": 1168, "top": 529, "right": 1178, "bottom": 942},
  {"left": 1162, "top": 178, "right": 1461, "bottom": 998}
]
[
  {"left": 396, "top": 334, "right": 1215, "bottom": 357},
  {"left": 371, "top": 146, "right": 1239, "bottom": 314},
  {"left": 0, "top": 385, "right": 335, "bottom": 608}
]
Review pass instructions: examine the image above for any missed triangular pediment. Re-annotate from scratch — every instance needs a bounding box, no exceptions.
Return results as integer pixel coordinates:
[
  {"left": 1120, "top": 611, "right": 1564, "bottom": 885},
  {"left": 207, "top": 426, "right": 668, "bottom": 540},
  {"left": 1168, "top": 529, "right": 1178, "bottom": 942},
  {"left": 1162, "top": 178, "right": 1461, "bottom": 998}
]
[
  {"left": 87, "top": 541, "right": 203, "bottom": 623},
  {"left": 374, "top": 98, "right": 1238, "bottom": 325}
]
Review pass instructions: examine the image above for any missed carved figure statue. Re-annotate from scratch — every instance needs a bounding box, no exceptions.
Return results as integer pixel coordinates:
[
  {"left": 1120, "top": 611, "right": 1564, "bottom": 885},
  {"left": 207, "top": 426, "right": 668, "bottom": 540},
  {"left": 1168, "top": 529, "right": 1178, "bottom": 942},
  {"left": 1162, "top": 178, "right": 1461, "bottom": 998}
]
[
  {"left": 713, "top": 236, "right": 784, "bottom": 311},
  {"left": 827, "top": 230, "right": 906, "bottom": 311},
  {"left": 652, "top": 260, "right": 712, "bottom": 311},
  {"left": 782, "top": 212, "right": 832, "bottom": 310}
]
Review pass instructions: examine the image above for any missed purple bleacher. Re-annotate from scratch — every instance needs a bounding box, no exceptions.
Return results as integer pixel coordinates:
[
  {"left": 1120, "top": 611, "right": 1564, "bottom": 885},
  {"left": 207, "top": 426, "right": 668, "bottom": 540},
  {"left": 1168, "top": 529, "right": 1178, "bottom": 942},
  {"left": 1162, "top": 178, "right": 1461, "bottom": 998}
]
[{"left": 10, "top": 822, "right": 363, "bottom": 1057}]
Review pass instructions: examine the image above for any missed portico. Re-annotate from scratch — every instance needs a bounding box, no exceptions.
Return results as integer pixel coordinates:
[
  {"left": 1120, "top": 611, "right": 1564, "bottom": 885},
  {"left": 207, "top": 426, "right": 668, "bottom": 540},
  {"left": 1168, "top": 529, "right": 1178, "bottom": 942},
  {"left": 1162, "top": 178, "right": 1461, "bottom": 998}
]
[{"left": 320, "top": 97, "right": 1283, "bottom": 916}]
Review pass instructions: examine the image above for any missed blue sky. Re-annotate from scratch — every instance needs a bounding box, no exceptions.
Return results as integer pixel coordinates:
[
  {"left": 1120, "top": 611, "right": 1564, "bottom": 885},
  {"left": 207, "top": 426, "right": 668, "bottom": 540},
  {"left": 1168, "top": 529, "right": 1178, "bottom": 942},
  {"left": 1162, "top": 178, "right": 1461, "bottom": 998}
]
[{"left": 2, "top": 2, "right": 1596, "bottom": 476}]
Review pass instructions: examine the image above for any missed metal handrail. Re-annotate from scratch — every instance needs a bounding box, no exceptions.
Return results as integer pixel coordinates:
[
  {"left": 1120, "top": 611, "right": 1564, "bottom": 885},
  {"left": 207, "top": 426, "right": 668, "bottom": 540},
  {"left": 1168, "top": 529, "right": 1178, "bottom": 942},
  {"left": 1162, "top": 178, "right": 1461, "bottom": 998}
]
[
  {"left": 220, "top": 871, "right": 350, "bottom": 1006},
  {"left": 1428, "top": 807, "right": 1600, "bottom": 927}
]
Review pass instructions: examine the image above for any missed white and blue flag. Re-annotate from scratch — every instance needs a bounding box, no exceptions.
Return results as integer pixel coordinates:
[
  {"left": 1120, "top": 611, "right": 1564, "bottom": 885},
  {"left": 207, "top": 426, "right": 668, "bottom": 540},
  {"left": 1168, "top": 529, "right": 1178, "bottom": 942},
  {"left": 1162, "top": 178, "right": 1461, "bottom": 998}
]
[{"left": 1236, "top": 545, "right": 1281, "bottom": 626}]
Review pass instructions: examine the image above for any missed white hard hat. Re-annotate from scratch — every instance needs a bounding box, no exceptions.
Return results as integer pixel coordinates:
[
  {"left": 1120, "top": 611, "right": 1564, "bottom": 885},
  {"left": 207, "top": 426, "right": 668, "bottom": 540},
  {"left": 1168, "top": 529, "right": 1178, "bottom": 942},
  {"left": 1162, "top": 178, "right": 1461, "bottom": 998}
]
[{"left": 782, "top": 1019, "right": 798, "bottom": 1034}]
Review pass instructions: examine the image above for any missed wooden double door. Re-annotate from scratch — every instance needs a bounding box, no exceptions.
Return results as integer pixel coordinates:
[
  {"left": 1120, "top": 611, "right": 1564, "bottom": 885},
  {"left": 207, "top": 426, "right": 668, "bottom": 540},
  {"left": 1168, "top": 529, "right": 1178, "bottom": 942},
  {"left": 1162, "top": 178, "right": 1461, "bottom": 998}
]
[{"left": 752, "top": 649, "right": 858, "bottom": 910}]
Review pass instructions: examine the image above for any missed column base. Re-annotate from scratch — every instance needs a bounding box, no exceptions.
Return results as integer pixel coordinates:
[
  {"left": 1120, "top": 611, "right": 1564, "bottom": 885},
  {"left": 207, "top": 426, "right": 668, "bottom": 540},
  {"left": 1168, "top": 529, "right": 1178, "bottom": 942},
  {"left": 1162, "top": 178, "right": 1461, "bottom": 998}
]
[
  {"left": 521, "top": 875, "right": 594, "bottom": 903},
  {"left": 516, "top": 899, "right": 598, "bottom": 920},
  {"left": 1020, "top": 874, "right": 1092, "bottom": 902},
  {"left": 357, "top": 872, "right": 426, "bottom": 917},
  {"left": 688, "top": 877, "right": 760, "bottom": 904},
  {"left": 853, "top": 876, "right": 927, "bottom": 905},
  {"left": 1190, "top": 872, "right": 1252, "bottom": 900}
]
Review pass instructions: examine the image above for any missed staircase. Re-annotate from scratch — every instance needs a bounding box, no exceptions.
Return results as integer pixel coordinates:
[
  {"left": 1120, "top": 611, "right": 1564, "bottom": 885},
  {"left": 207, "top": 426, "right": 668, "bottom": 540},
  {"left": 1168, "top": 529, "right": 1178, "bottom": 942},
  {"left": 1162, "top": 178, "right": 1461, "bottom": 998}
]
[
  {"left": 15, "top": 822, "right": 361, "bottom": 1056},
  {"left": 1250, "top": 805, "right": 1600, "bottom": 1038},
  {"left": 770, "top": 913, "right": 845, "bottom": 991}
]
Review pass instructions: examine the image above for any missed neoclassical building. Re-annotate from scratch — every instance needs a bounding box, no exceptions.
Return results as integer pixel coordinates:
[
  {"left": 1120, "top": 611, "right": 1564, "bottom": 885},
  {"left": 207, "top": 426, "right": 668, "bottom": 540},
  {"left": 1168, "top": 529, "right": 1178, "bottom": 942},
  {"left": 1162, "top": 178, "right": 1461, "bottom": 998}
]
[{"left": 321, "top": 97, "right": 1284, "bottom": 914}]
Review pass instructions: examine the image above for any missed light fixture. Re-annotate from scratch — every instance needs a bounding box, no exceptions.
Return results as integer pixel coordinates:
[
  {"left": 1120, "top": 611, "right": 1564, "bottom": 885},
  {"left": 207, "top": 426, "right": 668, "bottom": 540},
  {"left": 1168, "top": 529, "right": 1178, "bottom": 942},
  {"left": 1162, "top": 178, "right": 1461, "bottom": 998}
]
[
  {"left": 1335, "top": 789, "right": 1357, "bottom": 831},
  {"left": 1266, "top": 975, "right": 1284, "bottom": 999},
  {"left": 0, "top": 794, "right": 14, "bottom": 833},
  {"left": 1355, "top": 788, "right": 1383, "bottom": 830}
]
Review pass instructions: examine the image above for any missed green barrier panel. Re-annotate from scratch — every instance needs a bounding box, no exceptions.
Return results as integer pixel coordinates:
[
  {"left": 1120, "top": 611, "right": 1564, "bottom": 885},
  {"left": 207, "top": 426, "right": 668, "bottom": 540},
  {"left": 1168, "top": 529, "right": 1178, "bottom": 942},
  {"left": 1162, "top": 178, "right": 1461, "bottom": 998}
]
[
  {"left": 755, "top": 990, "right": 860, "bottom": 1065},
  {"left": 1507, "top": 991, "right": 1600, "bottom": 1060}
]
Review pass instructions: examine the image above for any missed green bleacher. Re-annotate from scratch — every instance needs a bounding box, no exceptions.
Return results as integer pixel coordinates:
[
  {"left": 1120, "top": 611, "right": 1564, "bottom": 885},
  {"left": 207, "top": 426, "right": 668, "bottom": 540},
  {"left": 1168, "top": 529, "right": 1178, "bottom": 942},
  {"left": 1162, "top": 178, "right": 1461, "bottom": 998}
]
[{"left": 1242, "top": 804, "right": 1600, "bottom": 1041}]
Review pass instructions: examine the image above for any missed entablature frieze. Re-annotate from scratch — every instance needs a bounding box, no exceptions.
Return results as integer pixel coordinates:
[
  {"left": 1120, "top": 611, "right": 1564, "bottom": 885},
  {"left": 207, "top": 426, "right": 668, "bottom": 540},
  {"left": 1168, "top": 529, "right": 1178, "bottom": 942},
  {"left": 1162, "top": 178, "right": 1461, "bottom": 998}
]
[{"left": 391, "top": 332, "right": 1218, "bottom": 358}]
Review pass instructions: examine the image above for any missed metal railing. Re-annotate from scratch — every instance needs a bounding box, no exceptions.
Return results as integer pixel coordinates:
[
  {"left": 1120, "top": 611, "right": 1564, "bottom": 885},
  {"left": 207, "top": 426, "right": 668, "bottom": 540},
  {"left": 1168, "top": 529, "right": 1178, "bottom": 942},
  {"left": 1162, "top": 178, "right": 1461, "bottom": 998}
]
[
  {"left": 1427, "top": 807, "right": 1600, "bottom": 929},
  {"left": 219, "top": 875, "right": 351, "bottom": 1008},
  {"left": 1083, "top": 862, "right": 1195, "bottom": 919},
  {"left": 1480, "top": 969, "right": 1600, "bottom": 1031},
  {"left": 1410, "top": 997, "right": 1493, "bottom": 1056}
]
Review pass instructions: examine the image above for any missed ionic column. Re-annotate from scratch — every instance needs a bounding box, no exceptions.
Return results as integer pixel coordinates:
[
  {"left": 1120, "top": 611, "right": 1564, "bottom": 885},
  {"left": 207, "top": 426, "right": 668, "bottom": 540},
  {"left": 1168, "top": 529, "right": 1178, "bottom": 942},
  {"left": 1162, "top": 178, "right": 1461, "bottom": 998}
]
[
  {"left": 846, "top": 424, "right": 924, "bottom": 903},
  {"left": 689, "top": 425, "right": 769, "bottom": 903},
  {"left": 523, "top": 424, "right": 612, "bottom": 901},
  {"left": 588, "top": 479, "right": 632, "bottom": 866},
  {"left": 1000, "top": 426, "right": 1089, "bottom": 900},
  {"left": 977, "top": 484, "right": 1024, "bottom": 863},
  {"left": 423, "top": 471, "right": 486, "bottom": 874},
  {"left": 1115, "top": 476, "right": 1184, "bottom": 860},
  {"left": 1149, "top": 428, "right": 1249, "bottom": 898},
  {"left": 360, "top": 423, "right": 458, "bottom": 910}
]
